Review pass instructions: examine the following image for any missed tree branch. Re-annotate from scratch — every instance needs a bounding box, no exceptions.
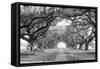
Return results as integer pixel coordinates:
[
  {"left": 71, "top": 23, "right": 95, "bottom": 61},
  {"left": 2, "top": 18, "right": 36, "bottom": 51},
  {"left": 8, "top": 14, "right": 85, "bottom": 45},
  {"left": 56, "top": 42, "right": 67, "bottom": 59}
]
[{"left": 20, "top": 34, "right": 30, "bottom": 43}]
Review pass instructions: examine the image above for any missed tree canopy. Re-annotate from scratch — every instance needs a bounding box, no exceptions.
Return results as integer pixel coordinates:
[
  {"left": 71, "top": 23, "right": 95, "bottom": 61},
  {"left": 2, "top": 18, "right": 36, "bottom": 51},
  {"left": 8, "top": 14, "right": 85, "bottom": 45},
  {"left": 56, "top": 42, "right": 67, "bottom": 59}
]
[{"left": 20, "top": 5, "right": 96, "bottom": 51}]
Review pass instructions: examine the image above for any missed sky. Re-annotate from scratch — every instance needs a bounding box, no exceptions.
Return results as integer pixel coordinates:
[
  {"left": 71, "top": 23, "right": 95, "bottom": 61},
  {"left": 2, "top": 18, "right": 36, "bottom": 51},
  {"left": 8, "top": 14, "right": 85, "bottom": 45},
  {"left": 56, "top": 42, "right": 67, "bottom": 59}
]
[{"left": 49, "top": 19, "right": 72, "bottom": 35}]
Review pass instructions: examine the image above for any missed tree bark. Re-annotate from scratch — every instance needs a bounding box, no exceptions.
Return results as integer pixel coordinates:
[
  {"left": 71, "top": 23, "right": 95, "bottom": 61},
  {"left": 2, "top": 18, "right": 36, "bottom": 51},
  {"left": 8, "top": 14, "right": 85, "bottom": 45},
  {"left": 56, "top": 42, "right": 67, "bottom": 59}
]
[
  {"left": 20, "top": 34, "right": 30, "bottom": 43},
  {"left": 85, "top": 42, "right": 89, "bottom": 50},
  {"left": 84, "top": 36, "right": 95, "bottom": 50},
  {"left": 79, "top": 43, "right": 83, "bottom": 49}
]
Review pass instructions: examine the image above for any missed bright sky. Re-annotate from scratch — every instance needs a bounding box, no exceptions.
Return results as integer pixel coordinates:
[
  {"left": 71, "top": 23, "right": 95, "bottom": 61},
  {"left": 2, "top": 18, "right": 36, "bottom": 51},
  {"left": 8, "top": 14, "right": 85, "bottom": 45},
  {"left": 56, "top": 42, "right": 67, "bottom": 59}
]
[{"left": 49, "top": 19, "right": 72, "bottom": 35}]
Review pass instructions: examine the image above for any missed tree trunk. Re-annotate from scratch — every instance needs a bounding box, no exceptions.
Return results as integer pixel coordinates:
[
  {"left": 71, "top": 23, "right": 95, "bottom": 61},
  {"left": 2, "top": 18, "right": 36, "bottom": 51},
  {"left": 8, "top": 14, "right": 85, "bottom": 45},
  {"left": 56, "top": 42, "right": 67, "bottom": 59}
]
[
  {"left": 84, "top": 36, "right": 95, "bottom": 50},
  {"left": 28, "top": 40, "right": 34, "bottom": 51},
  {"left": 79, "top": 42, "right": 84, "bottom": 49},
  {"left": 85, "top": 42, "right": 89, "bottom": 50}
]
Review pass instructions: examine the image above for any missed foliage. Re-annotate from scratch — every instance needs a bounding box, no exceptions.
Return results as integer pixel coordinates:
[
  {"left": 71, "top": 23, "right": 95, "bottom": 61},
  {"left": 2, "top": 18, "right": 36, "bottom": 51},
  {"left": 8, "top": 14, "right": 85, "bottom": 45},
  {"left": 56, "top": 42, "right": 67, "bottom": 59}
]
[{"left": 20, "top": 5, "right": 96, "bottom": 51}]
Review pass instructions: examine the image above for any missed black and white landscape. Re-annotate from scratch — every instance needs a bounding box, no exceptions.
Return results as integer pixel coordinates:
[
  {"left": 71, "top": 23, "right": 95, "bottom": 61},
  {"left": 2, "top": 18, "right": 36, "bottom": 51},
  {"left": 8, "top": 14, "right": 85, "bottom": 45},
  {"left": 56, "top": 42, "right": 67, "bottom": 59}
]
[{"left": 20, "top": 5, "right": 96, "bottom": 64}]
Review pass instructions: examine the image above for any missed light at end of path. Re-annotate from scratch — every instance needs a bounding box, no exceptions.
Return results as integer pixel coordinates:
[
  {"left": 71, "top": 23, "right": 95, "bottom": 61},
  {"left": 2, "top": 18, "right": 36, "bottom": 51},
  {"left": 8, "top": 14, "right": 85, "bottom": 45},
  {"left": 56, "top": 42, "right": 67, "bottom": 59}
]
[{"left": 57, "top": 42, "right": 66, "bottom": 48}]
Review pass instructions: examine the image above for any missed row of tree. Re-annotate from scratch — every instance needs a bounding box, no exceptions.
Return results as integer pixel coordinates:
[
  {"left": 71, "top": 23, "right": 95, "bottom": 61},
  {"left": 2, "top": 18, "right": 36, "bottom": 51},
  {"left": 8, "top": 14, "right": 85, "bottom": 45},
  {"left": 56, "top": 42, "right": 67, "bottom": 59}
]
[
  {"left": 20, "top": 5, "right": 96, "bottom": 51},
  {"left": 63, "top": 9, "right": 96, "bottom": 50}
]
